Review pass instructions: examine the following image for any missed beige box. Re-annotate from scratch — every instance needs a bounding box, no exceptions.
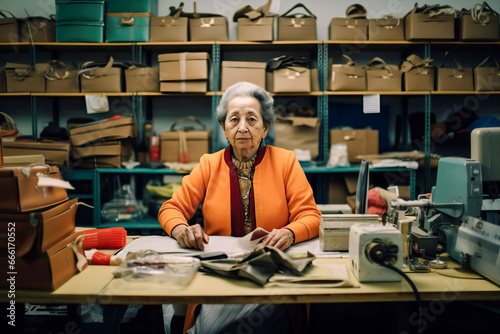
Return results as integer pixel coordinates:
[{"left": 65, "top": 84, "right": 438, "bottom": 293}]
[
  {"left": 368, "top": 18, "right": 404, "bottom": 41},
  {"left": 160, "top": 81, "right": 207, "bottom": 93},
  {"left": 5, "top": 63, "right": 45, "bottom": 92},
  {"left": 80, "top": 67, "right": 122, "bottom": 92},
  {"left": 404, "top": 66, "right": 435, "bottom": 91},
  {"left": 78, "top": 155, "right": 122, "bottom": 169},
  {"left": 278, "top": 17, "right": 316, "bottom": 41},
  {"left": 46, "top": 69, "right": 80, "bottom": 93},
  {"left": 319, "top": 214, "right": 379, "bottom": 251},
  {"left": 189, "top": 17, "right": 228, "bottom": 41},
  {"left": 125, "top": 67, "right": 159, "bottom": 92},
  {"left": 221, "top": 61, "right": 266, "bottom": 90},
  {"left": 158, "top": 52, "right": 209, "bottom": 81},
  {"left": 160, "top": 130, "right": 210, "bottom": 163},
  {"left": 329, "top": 18, "right": 367, "bottom": 40},
  {"left": 404, "top": 7, "right": 455, "bottom": 40},
  {"left": 330, "top": 129, "right": 379, "bottom": 163},
  {"left": 3, "top": 141, "right": 71, "bottom": 166},
  {"left": 266, "top": 66, "right": 311, "bottom": 93},
  {"left": 150, "top": 16, "right": 188, "bottom": 42},
  {"left": 237, "top": 17, "right": 273, "bottom": 41}
]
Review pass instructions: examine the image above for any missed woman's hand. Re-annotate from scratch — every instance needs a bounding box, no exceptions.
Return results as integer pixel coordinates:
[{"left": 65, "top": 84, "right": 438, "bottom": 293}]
[
  {"left": 171, "top": 224, "right": 209, "bottom": 250},
  {"left": 261, "top": 228, "right": 295, "bottom": 251}
]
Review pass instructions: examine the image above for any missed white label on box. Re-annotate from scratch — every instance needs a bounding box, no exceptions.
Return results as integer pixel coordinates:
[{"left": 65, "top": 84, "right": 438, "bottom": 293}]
[{"left": 363, "top": 94, "right": 380, "bottom": 114}]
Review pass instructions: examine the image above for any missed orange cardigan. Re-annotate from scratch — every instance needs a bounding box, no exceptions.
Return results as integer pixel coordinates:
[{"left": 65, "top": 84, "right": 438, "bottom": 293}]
[{"left": 158, "top": 145, "right": 320, "bottom": 243}]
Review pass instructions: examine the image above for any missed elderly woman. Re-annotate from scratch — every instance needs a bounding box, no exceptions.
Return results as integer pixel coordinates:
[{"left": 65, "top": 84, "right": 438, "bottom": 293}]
[
  {"left": 158, "top": 81, "right": 320, "bottom": 333},
  {"left": 159, "top": 81, "right": 320, "bottom": 250}
]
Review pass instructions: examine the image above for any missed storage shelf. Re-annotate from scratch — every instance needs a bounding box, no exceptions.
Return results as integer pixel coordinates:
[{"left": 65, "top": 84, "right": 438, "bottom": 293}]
[
  {"left": 96, "top": 168, "right": 189, "bottom": 175},
  {"left": 98, "top": 219, "right": 162, "bottom": 230},
  {"left": 325, "top": 91, "right": 430, "bottom": 96}
]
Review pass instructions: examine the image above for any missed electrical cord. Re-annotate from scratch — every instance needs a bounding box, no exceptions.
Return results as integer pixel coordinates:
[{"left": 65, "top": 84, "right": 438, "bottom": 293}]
[{"left": 380, "top": 261, "right": 422, "bottom": 333}]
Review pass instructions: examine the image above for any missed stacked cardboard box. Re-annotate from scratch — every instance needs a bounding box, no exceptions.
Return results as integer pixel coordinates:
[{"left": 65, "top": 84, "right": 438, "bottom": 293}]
[
  {"left": 0, "top": 165, "right": 86, "bottom": 290},
  {"left": 69, "top": 116, "right": 137, "bottom": 168},
  {"left": 158, "top": 52, "right": 210, "bottom": 93}
]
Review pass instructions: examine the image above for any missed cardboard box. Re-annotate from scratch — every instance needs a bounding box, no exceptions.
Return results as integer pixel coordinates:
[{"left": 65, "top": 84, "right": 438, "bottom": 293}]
[
  {"left": 72, "top": 140, "right": 132, "bottom": 168},
  {"left": 160, "top": 130, "right": 210, "bottom": 163},
  {"left": 80, "top": 67, "right": 122, "bottom": 93},
  {"left": 0, "top": 198, "right": 77, "bottom": 256},
  {"left": 3, "top": 141, "right": 71, "bottom": 166},
  {"left": 278, "top": 16, "right": 316, "bottom": 41},
  {"left": 329, "top": 18, "right": 367, "bottom": 40},
  {"left": 69, "top": 116, "right": 136, "bottom": 146},
  {"left": 404, "top": 8, "right": 454, "bottom": 40},
  {"left": 274, "top": 116, "right": 321, "bottom": 160},
  {"left": 158, "top": 52, "right": 209, "bottom": 81},
  {"left": 328, "top": 174, "right": 349, "bottom": 204},
  {"left": 160, "top": 81, "right": 207, "bottom": 93},
  {"left": 0, "top": 231, "right": 86, "bottom": 290},
  {"left": 221, "top": 61, "right": 266, "bottom": 90},
  {"left": 404, "top": 67, "right": 435, "bottom": 91},
  {"left": 2, "top": 154, "right": 45, "bottom": 167},
  {"left": 266, "top": 67, "right": 311, "bottom": 93},
  {"left": 5, "top": 63, "right": 45, "bottom": 92},
  {"left": 77, "top": 156, "right": 122, "bottom": 169},
  {"left": 237, "top": 17, "right": 273, "bottom": 41},
  {"left": 189, "top": 17, "right": 228, "bottom": 41},
  {"left": 330, "top": 129, "right": 379, "bottom": 163},
  {"left": 125, "top": 67, "right": 159, "bottom": 92},
  {"left": 150, "top": 16, "right": 188, "bottom": 42},
  {"left": 46, "top": 69, "right": 80, "bottom": 92}
]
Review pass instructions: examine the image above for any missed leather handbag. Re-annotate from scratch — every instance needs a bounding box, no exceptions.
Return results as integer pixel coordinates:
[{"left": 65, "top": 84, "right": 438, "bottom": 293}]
[
  {"left": 364, "top": 57, "right": 402, "bottom": 91},
  {"left": 0, "top": 164, "right": 69, "bottom": 213},
  {"left": 278, "top": 3, "right": 317, "bottom": 41},
  {"left": 400, "top": 54, "right": 435, "bottom": 91},
  {"left": 459, "top": 2, "right": 499, "bottom": 41},
  {"left": 329, "top": 4, "right": 367, "bottom": 40},
  {"left": 437, "top": 52, "right": 474, "bottom": 91},
  {"left": 0, "top": 9, "right": 19, "bottom": 42},
  {"left": 474, "top": 56, "right": 500, "bottom": 91},
  {"left": 150, "top": 2, "right": 188, "bottom": 42},
  {"left": 0, "top": 198, "right": 78, "bottom": 256},
  {"left": 368, "top": 15, "right": 404, "bottom": 41},
  {"left": 160, "top": 116, "right": 210, "bottom": 163},
  {"left": 328, "top": 54, "right": 367, "bottom": 91}
]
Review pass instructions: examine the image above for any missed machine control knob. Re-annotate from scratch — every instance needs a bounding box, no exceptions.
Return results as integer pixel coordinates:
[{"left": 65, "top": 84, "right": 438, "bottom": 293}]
[{"left": 472, "top": 168, "right": 480, "bottom": 176}]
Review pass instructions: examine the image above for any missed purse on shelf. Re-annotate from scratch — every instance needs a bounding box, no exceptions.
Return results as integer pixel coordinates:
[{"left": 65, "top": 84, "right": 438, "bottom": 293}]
[
  {"left": 187, "top": 1, "right": 228, "bottom": 41},
  {"left": 234, "top": 0, "right": 273, "bottom": 42},
  {"left": 0, "top": 9, "right": 19, "bottom": 42},
  {"left": 328, "top": 54, "right": 367, "bottom": 91},
  {"left": 436, "top": 52, "right": 474, "bottom": 91},
  {"left": 4, "top": 62, "right": 46, "bottom": 92},
  {"left": 20, "top": 13, "right": 55, "bottom": 42},
  {"left": 329, "top": 3, "right": 367, "bottom": 41},
  {"left": 368, "top": 14, "right": 404, "bottom": 41},
  {"left": 277, "top": 3, "right": 317, "bottom": 41},
  {"left": 459, "top": 2, "right": 499, "bottom": 41},
  {"left": 160, "top": 116, "right": 210, "bottom": 163},
  {"left": 44, "top": 60, "right": 80, "bottom": 93},
  {"left": 78, "top": 56, "right": 126, "bottom": 93},
  {"left": 400, "top": 54, "right": 435, "bottom": 91},
  {"left": 404, "top": 3, "right": 456, "bottom": 40},
  {"left": 364, "top": 57, "right": 401, "bottom": 91},
  {"left": 474, "top": 56, "right": 500, "bottom": 92},
  {"left": 150, "top": 2, "right": 188, "bottom": 42}
]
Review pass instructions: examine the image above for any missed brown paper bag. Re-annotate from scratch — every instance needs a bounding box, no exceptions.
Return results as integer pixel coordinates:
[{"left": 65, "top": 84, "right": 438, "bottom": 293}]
[
  {"left": 365, "top": 57, "right": 401, "bottom": 91},
  {"left": 274, "top": 116, "right": 321, "bottom": 160},
  {"left": 278, "top": 3, "right": 317, "bottom": 41},
  {"left": 474, "top": 56, "right": 500, "bottom": 91},
  {"left": 437, "top": 52, "right": 474, "bottom": 91},
  {"left": 328, "top": 54, "right": 367, "bottom": 91},
  {"left": 459, "top": 2, "right": 499, "bottom": 41}
]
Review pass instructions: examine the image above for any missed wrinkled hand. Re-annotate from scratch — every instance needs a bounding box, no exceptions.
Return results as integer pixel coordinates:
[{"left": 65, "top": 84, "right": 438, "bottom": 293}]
[
  {"left": 261, "top": 228, "right": 295, "bottom": 251},
  {"left": 171, "top": 224, "right": 209, "bottom": 250}
]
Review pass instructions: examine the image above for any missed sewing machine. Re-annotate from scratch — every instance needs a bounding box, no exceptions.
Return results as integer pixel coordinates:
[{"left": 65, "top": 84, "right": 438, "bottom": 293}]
[{"left": 388, "top": 127, "right": 500, "bottom": 285}]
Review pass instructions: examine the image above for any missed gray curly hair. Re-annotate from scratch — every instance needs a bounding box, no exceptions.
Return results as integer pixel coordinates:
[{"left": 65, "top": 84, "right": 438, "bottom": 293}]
[{"left": 216, "top": 82, "right": 275, "bottom": 128}]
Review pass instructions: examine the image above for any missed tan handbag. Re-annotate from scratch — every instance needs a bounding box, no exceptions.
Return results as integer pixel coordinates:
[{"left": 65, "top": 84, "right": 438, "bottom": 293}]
[
  {"left": 44, "top": 60, "right": 80, "bottom": 93},
  {"left": 278, "top": 3, "right": 317, "bottom": 41},
  {"left": 329, "top": 4, "right": 367, "bottom": 40},
  {"left": 368, "top": 15, "right": 404, "bottom": 41},
  {"left": 150, "top": 3, "right": 188, "bottom": 42},
  {"left": 474, "top": 56, "right": 500, "bottom": 91},
  {"left": 404, "top": 3, "right": 455, "bottom": 40},
  {"left": 437, "top": 52, "right": 474, "bottom": 91},
  {"left": 5, "top": 62, "right": 46, "bottom": 92},
  {"left": 401, "top": 54, "right": 435, "bottom": 91},
  {"left": 328, "top": 54, "right": 366, "bottom": 91},
  {"left": 364, "top": 57, "right": 401, "bottom": 91},
  {"left": 79, "top": 56, "right": 122, "bottom": 93},
  {"left": 459, "top": 2, "right": 499, "bottom": 41},
  {"left": 234, "top": 0, "right": 273, "bottom": 42}
]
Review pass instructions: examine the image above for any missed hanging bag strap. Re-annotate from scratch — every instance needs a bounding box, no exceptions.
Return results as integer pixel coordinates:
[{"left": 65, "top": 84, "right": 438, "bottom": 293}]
[
  {"left": 281, "top": 3, "right": 316, "bottom": 18},
  {"left": 401, "top": 54, "right": 433, "bottom": 72},
  {"left": 442, "top": 52, "right": 464, "bottom": 71},
  {"left": 0, "top": 9, "right": 16, "bottom": 20},
  {"left": 170, "top": 116, "right": 206, "bottom": 131},
  {"left": 475, "top": 56, "right": 500, "bottom": 70},
  {"left": 375, "top": 14, "right": 401, "bottom": 27},
  {"left": 79, "top": 56, "right": 114, "bottom": 80},
  {"left": 346, "top": 4, "right": 367, "bottom": 19},
  {"left": 342, "top": 54, "right": 357, "bottom": 66},
  {"left": 471, "top": 2, "right": 498, "bottom": 25}
]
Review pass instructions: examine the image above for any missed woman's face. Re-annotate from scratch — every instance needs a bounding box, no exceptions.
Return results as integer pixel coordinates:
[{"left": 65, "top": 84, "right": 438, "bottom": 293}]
[{"left": 222, "top": 96, "right": 269, "bottom": 161}]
